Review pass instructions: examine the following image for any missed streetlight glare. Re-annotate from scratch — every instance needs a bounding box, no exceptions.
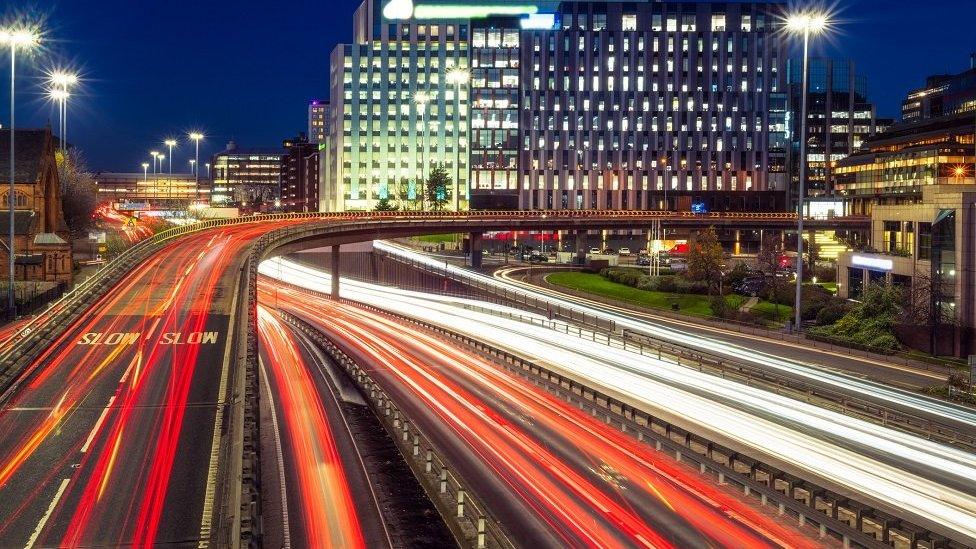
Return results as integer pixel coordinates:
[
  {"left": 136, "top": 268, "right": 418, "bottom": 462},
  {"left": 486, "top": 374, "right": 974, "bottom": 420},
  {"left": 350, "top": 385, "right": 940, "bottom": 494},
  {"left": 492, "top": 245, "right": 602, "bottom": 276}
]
[
  {"left": 49, "top": 70, "right": 78, "bottom": 87},
  {"left": 0, "top": 28, "right": 40, "bottom": 47},
  {"left": 188, "top": 132, "right": 204, "bottom": 141},
  {"left": 164, "top": 139, "right": 177, "bottom": 147},
  {"left": 47, "top": 88, "right": 69, "bottom": 101},
  {"left": 785, "top": 12, "right": 830, "bottom": 34},
  {"left": 446, "top": 68, "right": 470, "bottom": 85}
]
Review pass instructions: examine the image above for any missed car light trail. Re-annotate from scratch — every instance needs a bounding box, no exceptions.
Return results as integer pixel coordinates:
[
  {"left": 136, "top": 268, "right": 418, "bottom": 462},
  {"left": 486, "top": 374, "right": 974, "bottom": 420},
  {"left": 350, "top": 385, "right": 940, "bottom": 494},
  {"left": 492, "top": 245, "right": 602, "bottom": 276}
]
[
  {"left": 373, "top": 240, "right": 976, "bottom": 432},
  {"left": 259, "top": 256, "right": 976, "bottom": 545},
  {"left": 257, "top": 306, "right": 366, "bottom": 548},
  {"left": 261, "top": 277, "right": 813, "bottom": 548}
]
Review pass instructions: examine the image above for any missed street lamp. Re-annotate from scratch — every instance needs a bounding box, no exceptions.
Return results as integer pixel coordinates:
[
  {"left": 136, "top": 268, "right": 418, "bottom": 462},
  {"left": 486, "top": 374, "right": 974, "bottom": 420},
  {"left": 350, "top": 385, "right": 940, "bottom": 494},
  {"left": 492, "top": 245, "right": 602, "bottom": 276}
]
[
  {"left": 142, "top": 162, "right": 149, "bottom": 182},
  {"left": 446, "top": 67, "right": 469, "bottom": 212},
  {"left": 48, "top": 70, "right": 78, "bottom": 151},
  {"left": 785, "top": 10, "right": 829, "bottom": 333},
  {"left": 189, "top": 132, "right": 204, "bottom": 202},
  {"left": 189, "top": 159, "right": 196, "bottom": 175},
  {"left": 150, "top": 151, "right": 160, "bottom": 174},
  {"left": 413, "top": 93, "right": 430, "bottom": 210},
  {"left": 205, "top": 162, "right": 211, "bottom": 178},
  {"left": 2, "top": 27, "right": 40, "bottom": 314},
  {"left": 164, "top": 139, "right": 177, "bottom": 173}
]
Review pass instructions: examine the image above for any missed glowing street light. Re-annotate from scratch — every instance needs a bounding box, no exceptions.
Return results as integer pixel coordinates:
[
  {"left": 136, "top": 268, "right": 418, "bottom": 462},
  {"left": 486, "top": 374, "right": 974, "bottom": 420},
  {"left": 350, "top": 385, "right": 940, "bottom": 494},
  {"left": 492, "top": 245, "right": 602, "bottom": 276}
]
[
  {"left": 189, "top": 132, "right": 204, "bottom": 201},
  {"left": 413, "top": 93, "right": 431, "bottom": 209},
  {"left": 205, "top": 162, "right": 211, "bottom": 178},
  {"left": 1, "top": 26, "right": 41, "bottom": 314},
  {"left": 164, "top": 139, "right": 177, "bottom": 173},
  {"left": 189, "top": 159, "right": 196, "bottom": 175},
  {"left": 142, "top": 162, "right": 149, "bottom": 182},
  {"left": 785, "top": 10, "right": 830, "bottom": 333},
  {"left": 48, "top": 70, "right": 78, "bottom": 151},
  {"left": 150, "top": 150, "right": 160, "bottom": 174},
  {"left": 446, "top": 67, "right": 470, "bottom": 212}
]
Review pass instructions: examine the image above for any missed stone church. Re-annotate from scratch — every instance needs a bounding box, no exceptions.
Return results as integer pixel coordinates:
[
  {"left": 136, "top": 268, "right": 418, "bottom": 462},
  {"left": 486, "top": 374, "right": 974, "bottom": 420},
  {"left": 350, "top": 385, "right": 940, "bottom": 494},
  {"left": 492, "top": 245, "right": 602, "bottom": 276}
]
[{"left": 0, "top": 127, "right": 73, "bottom": 284}]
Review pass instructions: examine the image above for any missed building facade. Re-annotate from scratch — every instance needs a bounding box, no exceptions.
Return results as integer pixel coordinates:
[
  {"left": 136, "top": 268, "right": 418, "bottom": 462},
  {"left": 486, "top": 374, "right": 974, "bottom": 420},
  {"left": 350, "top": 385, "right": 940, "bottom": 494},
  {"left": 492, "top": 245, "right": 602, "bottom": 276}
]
[
  {"left": 95, "top": 172, "right": 207, "bottom": 207},
  {"left": 0, "top": 128, "right": 73, "bottom": 285},
  {"left": 210, "top": 142, "right": 285, "bottom": 206},
  {"left": 833, "top": 112, "right": 976, "bottom": 214},
  {"left": 308, "top": 100, "right": 328, "bottom": 143},
  {"left": 324, "top": 0, "right": 469, "bottom": 212},
  {"left": 787, "top": 58, "right": 887, "bottom": 197},
  {"left": 325, "top": 0, "right": 791, "bottom": 213},
  {"left": 902, "top": 55, "right": 976, "bottom": 122},
  {"left": 280, "top": 132, "right": 321, "bottom": 212}
]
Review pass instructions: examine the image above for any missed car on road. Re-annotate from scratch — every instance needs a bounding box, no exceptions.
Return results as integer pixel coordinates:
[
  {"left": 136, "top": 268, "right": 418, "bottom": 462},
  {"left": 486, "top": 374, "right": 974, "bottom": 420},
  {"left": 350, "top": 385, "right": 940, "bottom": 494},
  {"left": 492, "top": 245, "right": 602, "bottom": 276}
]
[{"left": 618, "top": 247, "right": 631, "bottom": 256}]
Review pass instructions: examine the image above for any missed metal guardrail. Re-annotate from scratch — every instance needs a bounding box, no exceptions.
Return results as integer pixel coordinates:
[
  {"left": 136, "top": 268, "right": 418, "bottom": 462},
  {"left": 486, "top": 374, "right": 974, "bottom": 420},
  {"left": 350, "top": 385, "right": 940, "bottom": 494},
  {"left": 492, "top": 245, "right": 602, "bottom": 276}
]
[{"left": 280, "top": 311, "right": 515, "bottom": 549}]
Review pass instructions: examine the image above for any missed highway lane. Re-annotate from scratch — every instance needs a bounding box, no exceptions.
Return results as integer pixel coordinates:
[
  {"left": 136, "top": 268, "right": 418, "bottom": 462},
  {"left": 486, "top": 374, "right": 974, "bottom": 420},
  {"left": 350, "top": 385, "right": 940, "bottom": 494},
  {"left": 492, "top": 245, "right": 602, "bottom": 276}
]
[
  {"left": 260, "top": 257, "right": 976, "bottom": 545},
  {"left": 374, "top": 241, "right": 974, "bottom": 434},
  {"left": 263, "top": 277, "right": 818, "bottom": 549},
  {"left": 0, "top": 221, "right": 307, "bottom": 547},
  {"left": 257, "top": 305, "right": 388, "bottom": 548},
  {"left": 496, "top": 265, "right": 943, "bottom": 389}
]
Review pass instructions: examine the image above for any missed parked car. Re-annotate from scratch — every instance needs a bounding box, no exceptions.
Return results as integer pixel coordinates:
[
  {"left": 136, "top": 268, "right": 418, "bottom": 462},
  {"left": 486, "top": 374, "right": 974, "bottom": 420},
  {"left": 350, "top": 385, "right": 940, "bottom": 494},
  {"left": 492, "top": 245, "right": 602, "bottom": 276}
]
[
  {"left": 618, "top": 247, "right": 631, "bottom": 256},
  {"left": 636, "top": 256, "right": 651, "bottom": 266},
  {"left": 528, "top": 252, "right": 549, "bottom": 263},
  {"left": 602, "top": 248, "right": 616, "bottom": 255},
  {"left": 589, "top": 247, "right": 602, "bottom": 254}
]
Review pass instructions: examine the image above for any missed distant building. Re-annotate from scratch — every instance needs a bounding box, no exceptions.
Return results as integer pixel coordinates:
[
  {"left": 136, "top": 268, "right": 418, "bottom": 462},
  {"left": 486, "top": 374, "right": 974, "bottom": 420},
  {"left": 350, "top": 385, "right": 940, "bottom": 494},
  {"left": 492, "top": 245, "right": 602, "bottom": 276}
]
[
  {"left": 95, "top": 172, "right": 208, "bottom": 208},
  {"left": 833, "top": 111, "right": 975, "bottom": 214},
  {"left": 210, "top": 141, "right": 285, "bottom": 206},
  {"left": 0, "top": 128, "right": 72, "bottom": 284},
  {"left": 902, "top": 55, "right": 976, "bottom": 122},
  {"left": 308, "top": 100, "right": 328, "bottom": 144},
  {"left": 787, "top": 58, "right": 886, "bottom": 197},
  {"left": 280, "top": 133, "right": 320, "bottom": 212}
]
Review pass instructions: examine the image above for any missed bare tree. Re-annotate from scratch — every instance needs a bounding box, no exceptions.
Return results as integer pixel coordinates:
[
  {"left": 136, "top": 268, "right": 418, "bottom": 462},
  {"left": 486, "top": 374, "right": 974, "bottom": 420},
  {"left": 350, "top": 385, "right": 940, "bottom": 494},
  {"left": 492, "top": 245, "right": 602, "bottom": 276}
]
[
  {"left": 57, "top": 149, "right": 98, "bottom": 239},
  {"left": 757, "top": 233, "right": 787, "bottom": 314}
]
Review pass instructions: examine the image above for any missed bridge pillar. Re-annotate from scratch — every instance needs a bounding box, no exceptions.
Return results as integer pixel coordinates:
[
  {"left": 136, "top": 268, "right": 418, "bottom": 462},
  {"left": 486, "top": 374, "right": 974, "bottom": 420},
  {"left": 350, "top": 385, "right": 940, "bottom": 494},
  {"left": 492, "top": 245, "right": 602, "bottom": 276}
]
[
  {"left": 470, "top": 232, "right": 483, "bottom": 269},
  {"left": 575, "top": 230, "right": 587, "bottom": 265},
  {"left": 331, "top": 244, "right": 340, "bottom": 299}
]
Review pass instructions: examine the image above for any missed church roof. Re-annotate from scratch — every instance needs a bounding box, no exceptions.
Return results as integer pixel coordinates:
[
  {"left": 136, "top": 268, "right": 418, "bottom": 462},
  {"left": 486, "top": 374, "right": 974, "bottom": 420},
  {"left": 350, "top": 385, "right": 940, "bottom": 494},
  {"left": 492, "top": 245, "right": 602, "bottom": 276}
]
[
  {"left": 34, "top": 232, "right": 67, "bottom": 245},
  {"left": 0, "top": 129, "right": 52, "bottom": 184}
]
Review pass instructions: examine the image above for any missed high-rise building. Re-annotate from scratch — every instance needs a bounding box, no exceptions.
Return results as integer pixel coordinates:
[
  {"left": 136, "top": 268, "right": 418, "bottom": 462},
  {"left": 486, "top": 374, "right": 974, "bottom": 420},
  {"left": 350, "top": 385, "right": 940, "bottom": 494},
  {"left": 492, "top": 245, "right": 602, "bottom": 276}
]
[
  {"left": 280, "top": 132, "right": 320, "bottom": 212},
  {"left": 210, "top": 141, "right": 285, "bottom": 206},
  {"left": 902, "top": 55, "right": 976, "bottom": 122},
  {"left": 325, "top": 0, "right": 791, "bottom": 213},
  {"left": 787, "top": 58, "right": 886, "bottom": 197},
  {"left": 323, "top": 0, "right": 469, "bottom": 212},
  {"left": 308, "top": 100, "right": 328, "bottom": 143}
]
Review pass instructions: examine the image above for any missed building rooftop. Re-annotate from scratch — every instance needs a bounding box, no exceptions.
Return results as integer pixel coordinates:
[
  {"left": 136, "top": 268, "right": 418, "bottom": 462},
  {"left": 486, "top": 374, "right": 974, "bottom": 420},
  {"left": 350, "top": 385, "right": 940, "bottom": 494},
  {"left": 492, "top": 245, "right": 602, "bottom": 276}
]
[{"left": 0, "top": 129, "right": 52, "bottom": 184}]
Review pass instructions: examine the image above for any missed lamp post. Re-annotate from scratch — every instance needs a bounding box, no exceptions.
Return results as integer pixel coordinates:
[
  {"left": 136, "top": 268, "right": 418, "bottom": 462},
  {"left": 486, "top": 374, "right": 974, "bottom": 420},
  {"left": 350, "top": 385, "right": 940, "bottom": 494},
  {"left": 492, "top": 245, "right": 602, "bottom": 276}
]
[
  {"left": 446, "top": 67, "right": 469, "bottom": 212},
  {"left": 49, "top": 71, "right": 77, "bottom": 151},
  {"left": 786, "top": 11, "right": 828, "bottom": 333},
  {"left": 205, "top": 162, "right": 211, "bottom": 179},
  {"left": 2, "top": 28, "right": 40, "bottom": 315},
  {"left": 189, "top": 159, "right": 196, "bottom": 175},
  {"left": 151, "top": 151, "right": 160, "bottom": 174},
  {"left": 165, "top": 139, "right": 177, "bottom": 174},
  {"left": 142, "top": 162, "right": 149, "bottom": 182},
  {"left": 413, "top": 93, "right": 430, "bottom": 210},
  {"left": 189, "top": 132, "right": 203, "bottom": 203}
]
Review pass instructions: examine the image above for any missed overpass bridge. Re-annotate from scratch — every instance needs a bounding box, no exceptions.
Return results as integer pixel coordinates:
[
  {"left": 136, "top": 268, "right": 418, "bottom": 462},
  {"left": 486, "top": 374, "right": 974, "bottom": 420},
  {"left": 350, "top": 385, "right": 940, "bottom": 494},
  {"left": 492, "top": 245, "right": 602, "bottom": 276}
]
[{"left": 0, "top": 209, "right": 869, "bottom": 547}]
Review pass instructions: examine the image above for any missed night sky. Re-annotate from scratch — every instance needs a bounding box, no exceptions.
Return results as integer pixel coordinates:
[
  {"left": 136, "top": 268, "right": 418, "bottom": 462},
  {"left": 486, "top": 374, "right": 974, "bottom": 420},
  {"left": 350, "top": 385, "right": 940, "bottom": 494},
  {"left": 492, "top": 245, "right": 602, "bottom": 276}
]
[{"left": 3, "top": 0, "right": 974, "bottom": 172}]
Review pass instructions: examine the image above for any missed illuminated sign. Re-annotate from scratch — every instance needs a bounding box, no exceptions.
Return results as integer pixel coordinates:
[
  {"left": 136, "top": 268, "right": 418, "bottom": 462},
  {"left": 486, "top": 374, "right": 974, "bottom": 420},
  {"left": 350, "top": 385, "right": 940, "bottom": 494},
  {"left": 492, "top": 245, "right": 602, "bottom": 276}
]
[
  {"left": 520, "top": 13, "right": 558, "bottom": 30},
  {"left": 851, "top": 254, "right": 893, "bottom": 271},
  {"left": 383, "top": 0, "right": 539, "bottom": 20}
]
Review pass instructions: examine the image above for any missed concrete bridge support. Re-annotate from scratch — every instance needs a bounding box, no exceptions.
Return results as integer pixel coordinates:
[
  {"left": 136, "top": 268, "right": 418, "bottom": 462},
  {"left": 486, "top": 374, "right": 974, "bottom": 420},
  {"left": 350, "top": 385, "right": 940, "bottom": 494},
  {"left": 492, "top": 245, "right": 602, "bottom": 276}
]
[
  {"left": 331, "top": 244, "right": 340, "bottom": 299},
  {"left": 470, "top": 232, "right": 483, "bottom": 269},
  {"left": 575, "top": 230, "right": 587, "bottom": 265}
]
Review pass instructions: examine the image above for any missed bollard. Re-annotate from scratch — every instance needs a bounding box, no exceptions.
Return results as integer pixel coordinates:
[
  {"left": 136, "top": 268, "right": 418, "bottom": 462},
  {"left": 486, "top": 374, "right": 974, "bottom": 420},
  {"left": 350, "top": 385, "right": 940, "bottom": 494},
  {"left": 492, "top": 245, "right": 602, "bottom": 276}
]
[
  {"left": 718, "top": 472, "right": 725, "bottom": 484},
  {"left": 477, "top": 517, "right": 487, "bottom": 549},
  {"left": 655, "top": 440, "right": 661, "bottom": 451},
  {"left": 699, "top": 463, "right": 706, "bottom": 474},
  {"left": 413, "top": 435, "right": 420, "bottom": 456},
  {"left": 744, "top": 485, "right": 750, "bottom": 497},
  {"left": 819, "top": 524, "right": 826, "bottom": 538},
  {"left": 799, "top": 514, "right": 805, "bottom": 527},
  {"left": 440, "top": 467, "right": 448, "bottom": 494},
  {"left": 457, "top": 489, "right": 465, "bottom": 517},
  {"left": 761, "top": 493, "right": 767, "bottom": 506},
  {"left": 778, "top": 503, "right": 785, "bottom": 515},
  {"left": 426, "top": 450, "right": 433, "bottom": 473}
]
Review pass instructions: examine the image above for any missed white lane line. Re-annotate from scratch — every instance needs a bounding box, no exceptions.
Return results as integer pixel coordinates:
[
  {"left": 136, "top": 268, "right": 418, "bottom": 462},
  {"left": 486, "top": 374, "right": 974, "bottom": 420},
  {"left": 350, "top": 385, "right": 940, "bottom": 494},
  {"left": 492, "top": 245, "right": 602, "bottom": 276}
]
[
  {"left": 259, "top": 357, "right": 291, "bottom": 549},
  {"left": 80, "top": 396, "right": 116, "bottom": 454},
  {"left": 25, "top": 478, "right": 70, "bottom": 549}
]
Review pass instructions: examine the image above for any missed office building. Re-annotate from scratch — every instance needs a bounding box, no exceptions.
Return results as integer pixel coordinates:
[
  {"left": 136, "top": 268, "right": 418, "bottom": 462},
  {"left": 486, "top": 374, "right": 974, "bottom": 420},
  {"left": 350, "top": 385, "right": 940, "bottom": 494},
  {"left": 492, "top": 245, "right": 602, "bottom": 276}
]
[
  {"left": 833, "top": 111, "right": 975, "bottom": 214},
  {"left": 281, "top": 132, "right": 320, "bottom": 212},
  {"left": 210, "top": 141, "right": 285, "bottom": 206},
  {"left": 323, "top": 0, "right": 469, "bottom": 211},
  {"left": 902, "top": 55, "right": 976, "bottom": 122},
  {"left": 309, "top": 100, "right": 328, "bottom": 143},
  {"left": 787, "top": 58, "right": 887, "bottom": 196}
]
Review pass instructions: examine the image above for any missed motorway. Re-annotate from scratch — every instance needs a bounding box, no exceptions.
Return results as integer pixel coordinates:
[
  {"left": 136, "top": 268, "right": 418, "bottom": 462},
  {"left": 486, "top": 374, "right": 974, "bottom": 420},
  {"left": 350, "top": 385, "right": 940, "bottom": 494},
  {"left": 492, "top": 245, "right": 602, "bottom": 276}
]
[
  {"left": 0, "top": 220, "right": 305, "bottom": 547},
  {"left": 261, "top": 275, "right": 816, "bottom": 548},
  {"left": 375, "top": 241, "right": 974, "bottom": 435},
  {"left": 260, "top": 256, "right": 976, "bottom": 545}
]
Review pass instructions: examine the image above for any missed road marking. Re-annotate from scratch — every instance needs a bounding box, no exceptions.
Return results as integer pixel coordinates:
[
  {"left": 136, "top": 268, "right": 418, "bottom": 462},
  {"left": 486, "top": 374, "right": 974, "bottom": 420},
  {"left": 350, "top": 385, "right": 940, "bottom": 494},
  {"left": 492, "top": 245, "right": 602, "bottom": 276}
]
[
  {"left": 25, "top": 478, "right": 70, "bottom": 549},
  {"left": 81, "top": 396, "right": 115, "bottom": 453},
  {"left": 259, "top": 357, "right": 291, "bottom": 548}
]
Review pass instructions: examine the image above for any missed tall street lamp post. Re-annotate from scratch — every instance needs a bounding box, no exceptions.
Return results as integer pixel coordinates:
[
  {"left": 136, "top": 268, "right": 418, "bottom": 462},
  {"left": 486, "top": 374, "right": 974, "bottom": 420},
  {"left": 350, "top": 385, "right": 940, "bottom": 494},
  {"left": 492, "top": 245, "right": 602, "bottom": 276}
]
[
  {"left": 786, "top": 11, "right": 828, "bottom": 333},
  {"left": 165, "top": 139, "right": 177, "bottom": 173},
  {"left": 49, "top": 71, "right": 77, "bottom": 151},
  {"left": 189, "top": 132, "right": 203, "bottom": 203},
  {"left": 2, "top": 28, "right": 40, "bottom": 315},
  {"left": 151, "top": 151, "right": 160, "bottom": 174},
  {"left": 142, "top": 162, "right": 149, "bottom": 182},
  {"left": 413, "top": 93, "right": 430, "bottom": 210},
  {"left": 446, "top": 67, "right": 469, "bottom": 212}
]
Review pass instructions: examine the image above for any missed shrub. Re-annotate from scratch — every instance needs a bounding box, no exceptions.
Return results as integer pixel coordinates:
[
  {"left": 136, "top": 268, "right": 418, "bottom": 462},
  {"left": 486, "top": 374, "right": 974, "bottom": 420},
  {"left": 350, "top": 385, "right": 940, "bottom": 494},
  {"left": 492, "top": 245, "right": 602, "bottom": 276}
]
[
  {"left": 710, "top": 295, "right": 731, "bottom": 319},
  {"left": 816, "top": 300, "right": 852, "bottom": 326},
  {"left": 657, "top": 276, "right": 677, "bottom": 293}
]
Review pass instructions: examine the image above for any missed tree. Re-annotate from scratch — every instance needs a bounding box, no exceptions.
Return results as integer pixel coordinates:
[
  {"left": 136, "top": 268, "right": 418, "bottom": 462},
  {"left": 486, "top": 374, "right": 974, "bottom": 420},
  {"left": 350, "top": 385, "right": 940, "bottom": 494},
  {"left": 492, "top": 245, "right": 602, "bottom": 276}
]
[
  {"left": 757, "top": 234, "right": 787, "bottom": 315},
  {"left": 57, "top": 149, "right": 98, "bottom": 239},
  {"left": 374, "top": 196, "right": 398, "bottom": 211},
  {"left": 424, "top": 164, "right": 451, "bottom": 211},
  {"left": 686, "top": 227, "right": 724, "bottom": 295}
]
